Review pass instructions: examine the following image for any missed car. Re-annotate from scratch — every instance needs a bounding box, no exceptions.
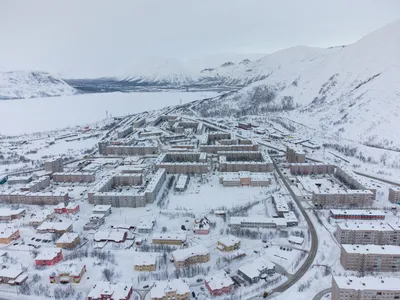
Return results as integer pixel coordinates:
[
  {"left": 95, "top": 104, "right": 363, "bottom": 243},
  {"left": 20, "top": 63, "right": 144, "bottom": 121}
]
[
  {"left": 200, "top": 287, "right": 204, "bottom": 291},
  {"left": 196, "top": 278, "right": 203, "bottom": 283},
  {"left": 143, "top": 285, "right": 149, "bottom": 289},
  {"left": 254, "top": 250, "right": 259, "bottom": 254}
]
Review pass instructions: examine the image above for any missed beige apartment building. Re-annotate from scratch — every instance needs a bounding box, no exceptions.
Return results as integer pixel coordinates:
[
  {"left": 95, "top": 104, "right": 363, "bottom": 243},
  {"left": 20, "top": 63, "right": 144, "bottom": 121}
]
[
  {"left": 340, "top": 244, "right": 400, "bottom": 272},
  {"left": 52, "top": 172, "right": 95, "bottom": 183},
  {"left": 389, "top": 187, "right": 400, "bottom": 203},
  {"left": 289, "top": 163, "right": 335, "bottom": 175},
  {"left": 154, "top": 152, "right": 209, "bottom": 174},
  {"left": 171, "top": 244, "right": 210, "bottom": 268},
  {"left": 312, "top": 189, "right": 374, "bottom": 209},
  {"left": 286, "top": 146, "right": 306, "bottom": 163},
  {"left": 45, "top": 158, "right": 64, "bottom": 173},
  {"left": 332, "top": 276, "right": 400, "bottom": 300},
  {"left": 335, "top": 222, "right": 400, "bottom": 246}
]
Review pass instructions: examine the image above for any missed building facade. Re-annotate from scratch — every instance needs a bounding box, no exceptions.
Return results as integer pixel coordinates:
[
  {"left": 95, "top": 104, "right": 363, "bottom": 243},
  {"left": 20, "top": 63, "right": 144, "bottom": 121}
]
[
  {"left": 171, "top": 244, "right": 210, "bottom": 268},
  {"left": 45, "top": 158, "right": 64, "bottom": 173}
]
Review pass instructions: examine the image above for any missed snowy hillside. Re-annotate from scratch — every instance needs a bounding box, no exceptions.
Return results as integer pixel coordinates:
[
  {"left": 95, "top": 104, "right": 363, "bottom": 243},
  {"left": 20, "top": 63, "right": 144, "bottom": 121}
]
[
  {"left": 194, "top": 20, "right": 400, "bottom": 147},
  {"left": 118, "top": 57, "right": 199, "bottom": 86},
  {"left": 0, "top": 71, "right": 76, "bottom": 100}
]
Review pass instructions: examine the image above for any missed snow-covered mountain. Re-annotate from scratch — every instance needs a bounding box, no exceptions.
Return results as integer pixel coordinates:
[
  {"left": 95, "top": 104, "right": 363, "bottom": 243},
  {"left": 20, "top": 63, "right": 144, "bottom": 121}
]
[
  {"left": 193, "top": 20, "right": 400, "bottom": 147},
  {"left": 0, "top": 71, "right": 76, "bottom": 100},
  {"left": 118, "top": 57, "right": 199, "bottom": 86}
]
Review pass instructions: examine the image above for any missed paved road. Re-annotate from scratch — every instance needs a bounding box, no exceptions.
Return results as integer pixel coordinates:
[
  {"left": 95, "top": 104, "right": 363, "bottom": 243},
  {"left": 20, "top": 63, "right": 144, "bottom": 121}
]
[
  {"left": 312, "top": 288, "right": 331, "bottom": 300},
  {"left": 190, "top": 118, "right": 320, "bottom": 299}
]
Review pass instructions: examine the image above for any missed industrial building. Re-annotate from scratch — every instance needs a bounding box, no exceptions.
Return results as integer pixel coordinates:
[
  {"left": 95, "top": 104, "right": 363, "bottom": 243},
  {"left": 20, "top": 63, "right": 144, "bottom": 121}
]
[
  {"left": 332, "top": 276, "right": 400, "bottom": 300},
  {"left": 340, "top": 244, "right": 400, "bottom": 272},
  {"left": 230, "top": 216, "right": 288, "bottom": 230}
]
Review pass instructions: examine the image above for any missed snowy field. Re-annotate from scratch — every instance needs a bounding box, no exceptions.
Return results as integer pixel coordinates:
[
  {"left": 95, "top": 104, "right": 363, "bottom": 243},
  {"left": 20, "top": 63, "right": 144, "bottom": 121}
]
[{"left": 0, "top": 91, "right": 218, "bottom": 135}]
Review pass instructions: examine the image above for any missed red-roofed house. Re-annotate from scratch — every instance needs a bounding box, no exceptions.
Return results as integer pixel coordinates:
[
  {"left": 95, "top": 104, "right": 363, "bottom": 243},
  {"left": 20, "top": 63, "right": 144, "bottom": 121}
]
[{"left": 35, "top": 248, "right": 63, "bottom": 266}]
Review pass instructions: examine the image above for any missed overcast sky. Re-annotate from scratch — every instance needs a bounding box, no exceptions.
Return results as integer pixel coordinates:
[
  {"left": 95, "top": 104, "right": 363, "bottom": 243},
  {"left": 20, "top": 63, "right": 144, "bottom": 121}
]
[{"left": 1, "top": 0, "right": 400, "bottom": 78}]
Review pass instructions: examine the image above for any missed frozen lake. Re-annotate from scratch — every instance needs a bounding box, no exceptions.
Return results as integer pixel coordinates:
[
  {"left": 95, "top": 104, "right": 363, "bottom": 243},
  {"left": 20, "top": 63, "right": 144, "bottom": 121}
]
[{"left": 0, "top": 91, "right": 218, "bottom": 135}]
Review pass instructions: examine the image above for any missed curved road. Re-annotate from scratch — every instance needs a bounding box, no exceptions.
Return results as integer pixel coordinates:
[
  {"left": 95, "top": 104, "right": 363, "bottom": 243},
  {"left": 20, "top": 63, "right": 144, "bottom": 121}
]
[
  {"left": 194, "top": 118, "right": 320, "bottom": 299},
  {"left": 313, "top": 288, "right": 331, "bottom": 300}
]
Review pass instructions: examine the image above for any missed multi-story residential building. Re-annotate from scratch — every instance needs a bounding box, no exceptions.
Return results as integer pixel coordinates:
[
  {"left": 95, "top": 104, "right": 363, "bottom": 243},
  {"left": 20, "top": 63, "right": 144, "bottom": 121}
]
[
  {"left": 217, "top": 236, "right": 240, "bottom": 252},
  {"left": 312, "top": 189, "right": 374, "bottom": 209},
  {"left": 0, "top": 208, "right": 25, "bottom": 222},
  {"left": 332, "top": 276, "right": 400, "bottom": 300},
  {"left": 49, "top": 263, "right": 86, "bottom": 284},
  {"left": 389, "top": 187, "right": 400, "bottom": 203},
  {"left": 171, "top": 244, "right": 210, "bottom": 268},
  {"left": 45, "top": 158, "right": 64, "bottom": 173},
  {"left": 335, "top": 167, "right": 377, "bottom": 199},
  {"left": 289, "top": 163, "right": 335, "bottom": 175},
  {"left": 151, "top": 279, "right": 191, "bottom": 300},
  {"left": 330, "top": 209, "right": 385, "bottom": 220},
  {"left": 35, "top": 248, "right": 63, "bottom": 267},
  {"left": 52, "top": 172, "right": 95, "bottom": 183},
  {"left": 335, "top": 222, "right": 400, "bottom": 246},
  {"left": 204, "top": 272, "right": 234, "bottom": 296},
  {"left": 88, "top": 170, "right": 166, "bottom": 207},
  {"left": 134, "top": 255, "right": 156, "bottom": 272},
  {"left": 56, "top": 233, "right": 80, "bottom": 249},
  {"left": 22, "top": 176, "right": 50, "bottom": 192},
  {"left": 286, "top": 146, "right": 306, "bottom": 163},
  {"left": 0, "top": 227, "right": 20, "bottom": 244},
  {"left": 200, "top": 139, "right": 258, "bottom": 154},
  {"left": 0, "top": 191, "right": 68, "bottom": 205},
  {"left": 98, "top": 142, "right": 158, "bottom": 156},
  {"left": 219, "top": 172, "right": 272, "bottom": 187},
  {"left": 154, "top": 152, "right": 208, "bottom": 174},
  {"left": 218, "top": 151, "right": 274, "bottom": 173},
  {"left": 87, "top": 282, "right": 133, "bottom": 300},
  {"left": 340, "top": 244, "right": 400, "bottom": 272},
  {"left": 152, "top": 232, "right": 187, "bottom": 246},
  {"left": 230, "top": 216, "right": 288, "bottom": 230}
]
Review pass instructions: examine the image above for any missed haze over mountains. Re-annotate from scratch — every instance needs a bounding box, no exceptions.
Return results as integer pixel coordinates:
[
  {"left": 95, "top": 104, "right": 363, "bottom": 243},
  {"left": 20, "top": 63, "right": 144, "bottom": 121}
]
[{"left": 1, "top": 20, "right": 399, "bottom": 147}]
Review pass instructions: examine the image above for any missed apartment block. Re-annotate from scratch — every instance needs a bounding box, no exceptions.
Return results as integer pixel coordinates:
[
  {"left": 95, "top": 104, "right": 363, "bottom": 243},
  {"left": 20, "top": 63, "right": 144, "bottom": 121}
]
[
  {"left": 340, "top": 244, "right": 400, "bottom": 272},
  {"left": 134, "top": 255, "right": 156, "bottom": 272},
  {"left": 289, "top": 163, "right": 335, "bottom": 175},
  {"left": 154, "top": 152, "right": 208, "bottom": 174},
  {"left": 217, "top": 236, "right": 240, "bottom": 252},
  {"left": 88, "top": 170, "right": 165, "bottom": 207},
  {"left": 22, "top": 176, "right": 50, "bottom": 192},
  {"left": 332, "top": 276, "right": 400, "bottom": 300},
  {"left": 0, "top": 227, "right": 20, "bottom": 244},
  {"left": 219, "top": 172, "right": 272, "bottom": 187},
  {"left": 335, "top": 167, "right": 377, "bottom": 199},
  {"left": 389, "top": 187, "right": 400, "bottom": 203},
  {"left": 335, "top": 222, "right": 400, "bottom": 246},
  {"left": 286, "top": 146, "right": 305, "bottom": 163},
  {"left": 45, "top": 158, "right": 64, "bottom": 173},
  {"left": 171, "top": 244, "right": 210, "bottom": 268},
  {"left": 312, "top": 190, "right": 374, "bottom": 209},
  {"left": 52, "top": 172, "right": 95, "bottom": 183},
  {"left": 218, "top": 151, "right": 273, "bottom": 173},
  {"left": 0, "top": 191, "right": 68, "bottom": 205},
  {"left": 330, "top": 209, "right": 385, "bottom": 220}
]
